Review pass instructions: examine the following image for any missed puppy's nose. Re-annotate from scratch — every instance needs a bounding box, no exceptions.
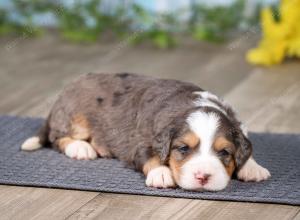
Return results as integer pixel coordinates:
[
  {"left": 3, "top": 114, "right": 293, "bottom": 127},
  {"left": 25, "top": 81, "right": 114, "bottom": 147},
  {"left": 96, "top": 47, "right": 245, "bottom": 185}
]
[{"left": 194, "top": 172, "right": 211, "bottom": 185}]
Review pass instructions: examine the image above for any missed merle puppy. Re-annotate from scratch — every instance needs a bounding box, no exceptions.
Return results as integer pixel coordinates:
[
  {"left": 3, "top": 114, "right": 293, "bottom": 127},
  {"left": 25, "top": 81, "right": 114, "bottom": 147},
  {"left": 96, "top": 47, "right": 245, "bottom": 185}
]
[{"left": 22, "top": 73, "right": 270, "bottom": 191}]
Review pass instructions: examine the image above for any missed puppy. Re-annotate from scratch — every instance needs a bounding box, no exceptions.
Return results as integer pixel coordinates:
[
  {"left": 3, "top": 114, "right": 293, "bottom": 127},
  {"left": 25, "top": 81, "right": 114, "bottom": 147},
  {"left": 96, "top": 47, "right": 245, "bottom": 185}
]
[{"left": 22, "top": 73, "right": 270, "bottom": 191}]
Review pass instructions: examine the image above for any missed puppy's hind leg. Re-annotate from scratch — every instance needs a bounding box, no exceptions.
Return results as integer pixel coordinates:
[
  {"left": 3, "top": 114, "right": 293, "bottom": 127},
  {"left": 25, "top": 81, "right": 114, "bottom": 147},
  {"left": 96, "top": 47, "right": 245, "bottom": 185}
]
[
  {"left": 56, "top": 137, "right": 97, "bottom": 160},
  {"left": 90, "top": 138, "right": 112, "bottom": 158},
  {"left": 21, "top": 120, "right": 49, "bottom": 151},
  {"left": 56, "top": 113, "right": 97, "bottom": 160}
]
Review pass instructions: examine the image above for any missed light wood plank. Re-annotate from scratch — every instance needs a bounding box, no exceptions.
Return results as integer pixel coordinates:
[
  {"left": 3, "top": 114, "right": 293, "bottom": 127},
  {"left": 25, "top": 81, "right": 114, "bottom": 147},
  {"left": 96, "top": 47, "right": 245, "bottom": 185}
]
[
  {"left": 168, "top": 201, "right": 299, "bottom": 220},
  {"left": 225, "top": 64, "right": 300, "bottom": 133},
  {"left": 67, "top": 193, "right": 193, "bottom": 220},
  {"left": 68, "top": 193, "right": 300, "bottom": 220},
  {"left": 293, "top": 210, "right": 300, "bottom": 220},
  {"left": 0, "top": 185, "right": 98, "bottom": 220}
]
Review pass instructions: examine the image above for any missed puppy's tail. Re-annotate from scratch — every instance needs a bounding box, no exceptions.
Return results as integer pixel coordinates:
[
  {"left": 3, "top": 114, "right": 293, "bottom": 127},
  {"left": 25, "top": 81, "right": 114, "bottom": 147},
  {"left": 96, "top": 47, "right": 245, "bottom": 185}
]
[{"left": 21, "top": 120, "right": 49, "bottom": 151}]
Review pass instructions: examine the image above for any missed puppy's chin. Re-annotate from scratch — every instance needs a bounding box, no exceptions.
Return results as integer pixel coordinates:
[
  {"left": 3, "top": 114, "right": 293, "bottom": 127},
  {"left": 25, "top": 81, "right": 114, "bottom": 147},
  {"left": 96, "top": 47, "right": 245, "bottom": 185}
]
[
  {"left": 176, "top": 175, "right": 230, "bottom": 191},
  {"left": 174, "top": 156, "right": 231, "bottom": 191}
]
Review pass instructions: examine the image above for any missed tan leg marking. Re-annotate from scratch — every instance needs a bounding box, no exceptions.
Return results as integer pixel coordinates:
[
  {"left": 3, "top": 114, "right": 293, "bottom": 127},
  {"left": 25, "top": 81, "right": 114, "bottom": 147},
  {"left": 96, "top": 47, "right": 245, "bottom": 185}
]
[
  {"left": 142, "top": 156, "right": 161, "bottom": 175},
  {"left": 57, "top": 137, "right": 74, "bottom": 152},
  {"left": 71, "top": 114, "right": 91, "bottom": 140}
]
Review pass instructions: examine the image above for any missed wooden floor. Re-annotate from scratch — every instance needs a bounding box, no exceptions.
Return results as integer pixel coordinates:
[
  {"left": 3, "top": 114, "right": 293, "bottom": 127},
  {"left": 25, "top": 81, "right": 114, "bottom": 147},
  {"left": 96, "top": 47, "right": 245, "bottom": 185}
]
[{"left": 0, "top": 33, "right": 299, "bottom": 220}]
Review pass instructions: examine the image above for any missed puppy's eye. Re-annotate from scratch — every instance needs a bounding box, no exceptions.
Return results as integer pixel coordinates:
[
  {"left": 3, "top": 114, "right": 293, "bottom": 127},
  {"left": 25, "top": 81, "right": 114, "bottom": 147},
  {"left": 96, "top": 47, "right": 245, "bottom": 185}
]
[
  {"left": 218, "top": 149, "right": 230, "bottom": 157},
  {"left": 177, "top": 145, "right": 190, "bottom": 154}
]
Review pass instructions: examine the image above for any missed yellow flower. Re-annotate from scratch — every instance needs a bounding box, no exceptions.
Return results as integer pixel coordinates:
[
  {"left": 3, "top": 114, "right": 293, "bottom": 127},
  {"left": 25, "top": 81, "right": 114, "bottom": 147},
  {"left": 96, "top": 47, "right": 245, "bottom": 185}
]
[
  {"left": 247, "top": 41, "right": 287, "bottom": 66},
  {"left": 288, "top": 36, "right": 300, "bottom": 57},
  {"left": 246, "top": 0, "right": 300, "bottom": 66}
]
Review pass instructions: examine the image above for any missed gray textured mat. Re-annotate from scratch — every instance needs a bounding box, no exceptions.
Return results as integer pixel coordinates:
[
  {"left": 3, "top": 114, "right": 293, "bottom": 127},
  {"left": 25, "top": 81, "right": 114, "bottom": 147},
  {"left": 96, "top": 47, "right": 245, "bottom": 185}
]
[{"left": 0, "top": 116, "right": 299, "bottom": 205}]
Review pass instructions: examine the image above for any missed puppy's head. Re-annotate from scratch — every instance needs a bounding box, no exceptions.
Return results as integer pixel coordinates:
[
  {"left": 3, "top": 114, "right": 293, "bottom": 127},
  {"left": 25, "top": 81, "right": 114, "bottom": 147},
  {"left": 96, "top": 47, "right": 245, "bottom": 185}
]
[{"left": 154, "top": 108, "right": 252, "bottom": 191}]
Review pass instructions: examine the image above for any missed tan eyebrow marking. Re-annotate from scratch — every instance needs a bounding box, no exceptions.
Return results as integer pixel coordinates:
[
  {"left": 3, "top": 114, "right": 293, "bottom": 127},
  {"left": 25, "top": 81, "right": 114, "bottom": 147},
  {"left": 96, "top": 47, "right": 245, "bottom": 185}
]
[
  {"left": 213, "top": 136, "right": 233, "bottom": 151},
  {"left": 213, "top": 136, "right": 236, "bottom": 177},
  {"left": 177, "top": 131, "right": 200, "bottom": 149}
]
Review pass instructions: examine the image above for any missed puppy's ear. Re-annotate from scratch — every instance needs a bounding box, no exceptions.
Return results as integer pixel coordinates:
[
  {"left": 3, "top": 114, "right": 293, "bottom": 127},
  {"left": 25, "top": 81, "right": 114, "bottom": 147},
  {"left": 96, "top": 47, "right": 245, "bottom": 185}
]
[
  {"left": 233, "top": 131, "right": 252, "bottom": 171},
  {"left": 153, "top": 126, "right": 175, "bottom": 163}
]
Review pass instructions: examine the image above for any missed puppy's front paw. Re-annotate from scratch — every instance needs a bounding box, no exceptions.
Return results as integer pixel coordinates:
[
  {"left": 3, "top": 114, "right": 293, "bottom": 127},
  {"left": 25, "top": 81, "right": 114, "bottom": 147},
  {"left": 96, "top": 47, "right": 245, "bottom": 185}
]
[
  {"left": 238, "top": 157, "right": 271, "bottom": 182},
  {"left": 65, "top": 140, "right": 97, "bottom": 160},
  {"left": 146, "top": 166, "right": 175, "bottom": 188}
]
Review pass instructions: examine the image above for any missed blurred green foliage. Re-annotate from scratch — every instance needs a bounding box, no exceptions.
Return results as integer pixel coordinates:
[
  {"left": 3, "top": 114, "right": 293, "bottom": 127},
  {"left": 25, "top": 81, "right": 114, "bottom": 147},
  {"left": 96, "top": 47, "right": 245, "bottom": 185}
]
[
  {"left": 130, "top": 4, "right": 177, "bottom": 48},
  {"left": 190, "top": 0, "right": 245, "bottom": 42},
  {"left": 0, "top": 6, "right": 38, "bottom": 36},
  {"left": 0, "top": 0, "right": 260, "bottom": 48}
]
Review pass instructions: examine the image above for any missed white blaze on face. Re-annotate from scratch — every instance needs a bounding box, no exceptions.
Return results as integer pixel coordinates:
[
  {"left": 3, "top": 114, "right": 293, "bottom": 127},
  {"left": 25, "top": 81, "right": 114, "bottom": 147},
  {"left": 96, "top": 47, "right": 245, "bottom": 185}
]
[
  {"left": 193, "top": 91, "right": 227, "bottom": 116},
  {"left": 178, "top": 111, "right": 230, "bottom": 191},
  {"left": 195, "top": 91, "right": 248, "bottom": 137}
]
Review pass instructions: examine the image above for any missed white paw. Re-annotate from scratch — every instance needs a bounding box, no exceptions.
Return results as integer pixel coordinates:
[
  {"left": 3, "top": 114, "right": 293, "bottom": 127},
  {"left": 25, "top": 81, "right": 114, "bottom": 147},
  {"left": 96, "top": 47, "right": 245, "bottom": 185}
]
[
  {"left": 21, "top": 136, "right": 42, "bottom": 151},
  {"left": 145, "top": 166, "right": 175, "bottom": 188},
  {"left": 238, "top": 157, "right": 271, "bottom": 182},
  {"left": 65, "top": 140, "right": 97, "bottom": 160}
]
